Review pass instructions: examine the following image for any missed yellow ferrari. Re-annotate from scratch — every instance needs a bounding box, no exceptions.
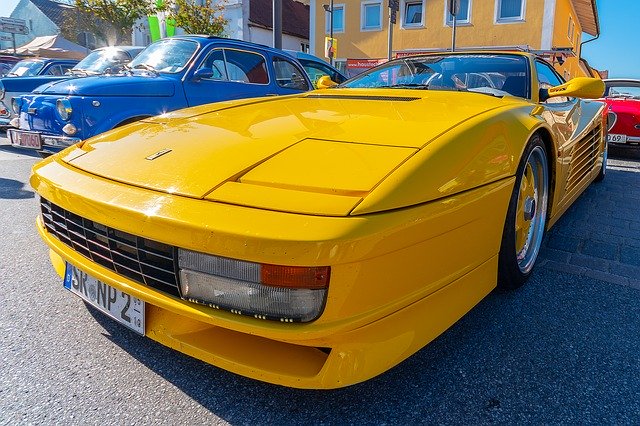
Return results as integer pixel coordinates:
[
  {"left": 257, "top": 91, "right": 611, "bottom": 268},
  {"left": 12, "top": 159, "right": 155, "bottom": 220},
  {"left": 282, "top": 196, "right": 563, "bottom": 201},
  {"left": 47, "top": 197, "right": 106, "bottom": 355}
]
[{"left": 31, "top": 52, "right": 607, "bottom": 389}]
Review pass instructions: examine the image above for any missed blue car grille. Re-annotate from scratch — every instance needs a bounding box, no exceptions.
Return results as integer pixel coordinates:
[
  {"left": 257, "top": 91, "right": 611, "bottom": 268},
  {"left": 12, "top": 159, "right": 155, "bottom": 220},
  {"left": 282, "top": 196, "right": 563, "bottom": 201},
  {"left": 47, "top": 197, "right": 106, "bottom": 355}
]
[{"left": 40, "top": 198, "right": 180, "bottom": 297}]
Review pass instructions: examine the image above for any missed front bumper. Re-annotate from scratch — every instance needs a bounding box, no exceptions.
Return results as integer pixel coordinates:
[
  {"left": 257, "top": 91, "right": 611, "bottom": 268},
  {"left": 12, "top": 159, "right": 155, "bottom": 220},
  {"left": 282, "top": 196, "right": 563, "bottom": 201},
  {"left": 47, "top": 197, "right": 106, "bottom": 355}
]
[
  {"left": 7, "top": 127, "right": 81, "bottom": 154},
  {"left": 32, "top": 155, "right": 513, "bottom": 388}
]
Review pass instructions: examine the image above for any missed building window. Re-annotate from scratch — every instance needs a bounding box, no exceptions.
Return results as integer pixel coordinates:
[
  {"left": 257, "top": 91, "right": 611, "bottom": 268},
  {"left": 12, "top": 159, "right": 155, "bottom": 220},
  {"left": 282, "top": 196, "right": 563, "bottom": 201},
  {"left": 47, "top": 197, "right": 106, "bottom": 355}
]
[
  {"left": 403, "top": 0, "right": 424, "bottom": 27},
  {"left": 326, "top": 4, "right": 345, "bottom": 33},
  {"left": 361, "top": 1, "right": 382, "bottom": 30},
  {"left": 496, "top": 0, "right": 525, "bottom": 22},
  {"left": 445, "top": 0, "right": 471, "bottom": 25}
]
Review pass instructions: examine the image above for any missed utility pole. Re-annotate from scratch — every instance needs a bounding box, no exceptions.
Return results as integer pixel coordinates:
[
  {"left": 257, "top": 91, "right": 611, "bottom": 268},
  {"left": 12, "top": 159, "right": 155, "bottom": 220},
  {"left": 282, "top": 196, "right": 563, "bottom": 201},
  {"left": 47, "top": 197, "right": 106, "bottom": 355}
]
[
  {"left": 323, "top": 0, "right": 334, "bottom": 65},
  {"left": 388, "top": 0, "right": 398, "bottom": 60},
  {"left": 273, "top": 0, "right": 282, "bottom": 49},
  {"left": 448, "top": 0, "right": 459, "bottom": 52}
]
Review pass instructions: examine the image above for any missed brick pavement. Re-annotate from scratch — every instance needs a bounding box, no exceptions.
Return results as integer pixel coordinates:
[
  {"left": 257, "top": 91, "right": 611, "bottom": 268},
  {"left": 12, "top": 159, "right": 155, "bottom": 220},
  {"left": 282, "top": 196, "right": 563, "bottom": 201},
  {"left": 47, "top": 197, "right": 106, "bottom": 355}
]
[{"left": 539, "top": 154, "right": 640, "bottom": 289}]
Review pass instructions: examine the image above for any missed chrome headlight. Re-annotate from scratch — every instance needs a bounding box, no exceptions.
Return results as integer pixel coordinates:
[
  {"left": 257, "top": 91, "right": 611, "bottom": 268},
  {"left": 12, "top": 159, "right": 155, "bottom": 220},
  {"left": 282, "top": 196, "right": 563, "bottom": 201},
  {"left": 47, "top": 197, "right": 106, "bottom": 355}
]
[
  {"left": 11, "top": 97, "right": 22, "bottom": 114},
  {"left": 0, "top": 80, "right": 5, "bottom": 100},
  {"left": 178, "top": 249, "right": 330, "bottom": 323},
  {"left": 56, "top": 98, "right": 72, "bottom": 121}
]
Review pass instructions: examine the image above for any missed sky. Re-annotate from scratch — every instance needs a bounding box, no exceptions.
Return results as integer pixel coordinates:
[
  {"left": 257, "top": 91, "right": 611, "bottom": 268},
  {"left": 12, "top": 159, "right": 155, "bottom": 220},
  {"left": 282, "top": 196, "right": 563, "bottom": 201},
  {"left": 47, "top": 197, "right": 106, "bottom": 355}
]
[{"left": 1, "top": 0, "right": 638, "bottom": 78}]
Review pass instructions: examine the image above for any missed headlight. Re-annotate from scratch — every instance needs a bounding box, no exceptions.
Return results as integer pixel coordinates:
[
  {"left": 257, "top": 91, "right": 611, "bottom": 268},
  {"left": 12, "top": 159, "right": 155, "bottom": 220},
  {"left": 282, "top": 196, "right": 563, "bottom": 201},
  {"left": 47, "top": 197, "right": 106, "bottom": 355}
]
[
  {"left": 0, "top": 80, "right": 4, "bottom": 100},
  {"left": 56, "top": 98, "right": 72, "bottom": 121},
  {"left": 178, "top": 249, "right": 330, "bottom": 323},
  {"left": 11, "top": 97, "right": 22, "bottom": 114}
]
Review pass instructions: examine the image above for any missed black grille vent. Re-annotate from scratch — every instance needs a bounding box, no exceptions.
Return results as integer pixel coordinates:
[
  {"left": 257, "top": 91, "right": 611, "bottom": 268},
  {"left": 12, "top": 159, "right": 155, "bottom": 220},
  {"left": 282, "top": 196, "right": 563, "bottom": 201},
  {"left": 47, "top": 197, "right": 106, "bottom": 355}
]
[
  {"left": 566, "top": 124, "right": 602, "bottom": 193},
  {"left": 306, "top": 94, "right": 419, "bottom": 102},
  {"left": 41, "top": 198, "right": 180, "bottom": 296}
]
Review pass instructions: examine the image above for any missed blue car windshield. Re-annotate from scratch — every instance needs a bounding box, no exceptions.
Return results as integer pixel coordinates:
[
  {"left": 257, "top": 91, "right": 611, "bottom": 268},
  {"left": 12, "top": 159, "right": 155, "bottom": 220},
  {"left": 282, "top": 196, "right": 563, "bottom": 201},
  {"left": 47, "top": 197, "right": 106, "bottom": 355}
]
[
  {"left": 342, "top": 54, "right": 530, "bottom": 98},
  {"left": 7, "top": 60, "right": 45, "bottom": 77},
  {"left": 73, "top": 48, "right": 131, "bottom": 74},
  {"left": 129, "top": 39, "right": 198, "bottom": 73}
]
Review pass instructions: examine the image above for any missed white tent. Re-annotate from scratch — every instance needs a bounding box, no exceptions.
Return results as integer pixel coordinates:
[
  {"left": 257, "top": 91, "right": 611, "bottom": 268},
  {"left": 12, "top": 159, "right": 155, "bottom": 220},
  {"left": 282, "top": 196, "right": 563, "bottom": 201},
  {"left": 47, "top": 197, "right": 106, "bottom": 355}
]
[{"left": 7, "top": 35, "right": 89, "bottom": 59}]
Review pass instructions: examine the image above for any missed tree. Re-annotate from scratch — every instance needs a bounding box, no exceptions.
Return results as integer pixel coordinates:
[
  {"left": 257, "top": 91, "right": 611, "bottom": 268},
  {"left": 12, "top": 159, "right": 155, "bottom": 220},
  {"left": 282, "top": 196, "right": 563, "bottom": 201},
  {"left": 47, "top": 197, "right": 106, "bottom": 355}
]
[
  {"left": 162, "top": 0, "right": 228, "bottom": 37},
  {"left": 74, "top": 0, "right": 155, "bottom": 45}
]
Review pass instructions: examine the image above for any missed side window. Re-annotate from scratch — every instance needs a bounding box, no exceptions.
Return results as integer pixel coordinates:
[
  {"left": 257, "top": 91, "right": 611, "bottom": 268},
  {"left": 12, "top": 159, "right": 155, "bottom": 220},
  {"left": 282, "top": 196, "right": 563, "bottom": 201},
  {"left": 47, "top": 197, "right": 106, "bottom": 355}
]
[
  {"left": 224, "top": 49, "right": 269, "bottom": 84},
  {"left": 301, "top": 60, "right": 344, "bottom": 86},
  {"left": 273, "top": 58, "right": 310, "bottom": 91},
  {"left": 60, "top": 64, "right": 75, "bottom": 74},
  {"left": 535, "top": 60, "right": 567, "bottom": 103},
  {"left": 46, "top": 65, "right": 62, "bottom": 76},
  {"left": 200, "top": 49, "right": 228, "bottom": 80}
]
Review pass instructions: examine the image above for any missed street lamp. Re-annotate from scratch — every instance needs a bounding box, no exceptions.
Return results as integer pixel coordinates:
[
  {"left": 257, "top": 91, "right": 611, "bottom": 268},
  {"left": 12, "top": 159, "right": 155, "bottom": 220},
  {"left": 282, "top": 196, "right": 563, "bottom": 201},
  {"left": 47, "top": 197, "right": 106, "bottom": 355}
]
[{"left": 323, "top": 0, "right": 334, "bottom": 66}]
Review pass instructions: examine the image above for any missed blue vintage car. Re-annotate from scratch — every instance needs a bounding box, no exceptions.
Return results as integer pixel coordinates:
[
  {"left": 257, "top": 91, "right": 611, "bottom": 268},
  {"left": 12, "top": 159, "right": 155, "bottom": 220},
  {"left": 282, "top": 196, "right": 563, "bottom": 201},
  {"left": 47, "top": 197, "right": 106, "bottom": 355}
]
[
  {"left": 0, "top": 46, "right": 143, "bottom": 129},
  {"left": 8, "top": 36, "right": 314, "bottom": 155}
]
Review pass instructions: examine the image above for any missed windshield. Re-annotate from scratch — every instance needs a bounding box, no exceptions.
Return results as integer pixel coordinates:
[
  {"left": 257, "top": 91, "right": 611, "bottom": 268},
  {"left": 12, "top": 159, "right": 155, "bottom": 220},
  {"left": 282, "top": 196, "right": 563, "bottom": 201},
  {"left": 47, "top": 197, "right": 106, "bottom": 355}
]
[
  {"left": 72, "top": 48, "right": 131, "bottom": 74},
  {"left": 129, "top": 39, "right": 198, "bottom": 73},
  {"left": 342, "top": 54, "right": 530, "bottom": 98},
  {"left": 605, "top": 83, "right": 640, "bottom": 99},
  {"left": 7, "top": 60, "right": 45, "bottom": 77}
]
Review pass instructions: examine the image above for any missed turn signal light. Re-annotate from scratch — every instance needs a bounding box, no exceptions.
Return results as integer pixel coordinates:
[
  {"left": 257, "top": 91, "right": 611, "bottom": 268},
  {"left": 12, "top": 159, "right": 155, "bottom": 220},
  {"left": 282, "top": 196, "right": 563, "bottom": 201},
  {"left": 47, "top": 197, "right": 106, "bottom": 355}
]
[{"left": 261, "top": 265, "right": 330, "bottom": 289}]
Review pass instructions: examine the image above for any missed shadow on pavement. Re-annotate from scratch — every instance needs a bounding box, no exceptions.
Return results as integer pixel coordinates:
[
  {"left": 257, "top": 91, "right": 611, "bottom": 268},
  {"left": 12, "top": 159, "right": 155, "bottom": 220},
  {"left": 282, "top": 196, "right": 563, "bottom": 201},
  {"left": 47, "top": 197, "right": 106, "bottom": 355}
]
[
  {"left": 0, "top": 144, "right": 41, "bottom": 158},
  {"left": 0, "top": 177, "right": 34, "bottom": 199}
]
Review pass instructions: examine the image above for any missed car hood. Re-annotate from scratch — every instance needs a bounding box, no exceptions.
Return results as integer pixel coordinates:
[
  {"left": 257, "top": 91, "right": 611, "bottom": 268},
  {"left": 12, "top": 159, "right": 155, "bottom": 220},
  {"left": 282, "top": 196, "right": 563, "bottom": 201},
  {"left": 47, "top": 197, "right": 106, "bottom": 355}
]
[
  {"left": 33, "top": 74, "right": 175, "bottom": 97},
  {"left": 1, "top": 75, "right": 70, "bottom": 92},
  {"left": 60, "top": 89, "right": 517, "bottom": 216}
]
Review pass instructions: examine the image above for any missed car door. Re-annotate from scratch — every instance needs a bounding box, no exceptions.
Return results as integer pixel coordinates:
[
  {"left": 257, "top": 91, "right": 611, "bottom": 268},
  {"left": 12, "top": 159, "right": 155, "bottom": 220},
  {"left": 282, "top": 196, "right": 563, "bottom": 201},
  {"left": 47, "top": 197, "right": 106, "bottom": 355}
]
[
  {"left": 270, "top": 55, "right": 311, "bottom": 95},
  {"left": 536, "top": 60, "right": 599, "bottom": 205},
  {"left": 182, "top": 47, "right": 276, "bottom": 107}
]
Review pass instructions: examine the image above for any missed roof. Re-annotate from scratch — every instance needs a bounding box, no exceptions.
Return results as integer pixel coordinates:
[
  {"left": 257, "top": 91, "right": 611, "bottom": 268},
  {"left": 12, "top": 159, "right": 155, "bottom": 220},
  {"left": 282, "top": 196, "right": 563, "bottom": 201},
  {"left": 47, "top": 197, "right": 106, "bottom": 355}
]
[
  {"left": 30, "top": 0, "right": 75, "bottom": 29},
  {"left": 249, "top": 0, "right": 310, "bottom": 40},
  {"left": 571, "top": 0, "right": 599, "bottom": 36}
]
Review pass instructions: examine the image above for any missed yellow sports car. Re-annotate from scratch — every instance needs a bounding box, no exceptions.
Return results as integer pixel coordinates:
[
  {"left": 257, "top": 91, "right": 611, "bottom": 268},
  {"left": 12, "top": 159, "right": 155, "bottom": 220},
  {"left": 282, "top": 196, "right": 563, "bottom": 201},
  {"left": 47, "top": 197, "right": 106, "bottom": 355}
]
[{"left": 31, "top": 52, "right": 606, "bottom": 389}]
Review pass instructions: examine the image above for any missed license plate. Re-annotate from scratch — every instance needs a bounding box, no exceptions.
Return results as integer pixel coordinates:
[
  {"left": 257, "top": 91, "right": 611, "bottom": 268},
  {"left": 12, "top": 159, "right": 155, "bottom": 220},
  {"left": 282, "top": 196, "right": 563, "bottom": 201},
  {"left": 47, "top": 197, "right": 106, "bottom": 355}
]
[
  {"left": 607, "top": 133, "right": 627, "bottom": 143},
  {"left": 8, "top": 129, "right": 42, "bottom": 149},
  {"left": 64, "top": 263, "right": 145, "bottom": 335}
]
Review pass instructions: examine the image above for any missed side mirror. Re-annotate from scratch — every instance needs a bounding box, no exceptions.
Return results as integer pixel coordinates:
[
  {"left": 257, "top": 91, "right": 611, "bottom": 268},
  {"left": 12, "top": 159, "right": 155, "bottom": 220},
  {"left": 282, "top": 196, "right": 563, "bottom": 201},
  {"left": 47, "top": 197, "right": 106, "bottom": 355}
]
[
  {"left": 192, "top": 67, "right": 214, "bottom": 81},
  {"left": 540, "top": 77, "right": 605, "bottom": 101},
  {"left": 316, "top": 75, "right": 338, "bottom": 89}
]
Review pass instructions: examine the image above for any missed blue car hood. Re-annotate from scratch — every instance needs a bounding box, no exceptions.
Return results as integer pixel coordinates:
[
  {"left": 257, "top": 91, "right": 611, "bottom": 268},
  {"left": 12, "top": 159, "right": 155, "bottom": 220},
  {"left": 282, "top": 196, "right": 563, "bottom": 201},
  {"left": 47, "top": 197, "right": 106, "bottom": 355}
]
[
  {"left": 1, "top": 75, "right": 71, "bottom": 92},
  {"left": 33, "top": 74, "right": 176, "bottom": 97}
]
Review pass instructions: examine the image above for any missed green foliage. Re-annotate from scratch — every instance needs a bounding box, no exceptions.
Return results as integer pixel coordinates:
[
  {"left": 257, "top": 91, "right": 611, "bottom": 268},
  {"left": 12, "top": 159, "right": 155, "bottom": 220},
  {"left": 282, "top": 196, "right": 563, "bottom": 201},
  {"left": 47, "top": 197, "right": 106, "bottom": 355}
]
[
  {"left": 163, "top": 0, "right": 228, "bottom": 37},
  {"left": 75, "top": 0, "right": 155, "bottom": 44}
]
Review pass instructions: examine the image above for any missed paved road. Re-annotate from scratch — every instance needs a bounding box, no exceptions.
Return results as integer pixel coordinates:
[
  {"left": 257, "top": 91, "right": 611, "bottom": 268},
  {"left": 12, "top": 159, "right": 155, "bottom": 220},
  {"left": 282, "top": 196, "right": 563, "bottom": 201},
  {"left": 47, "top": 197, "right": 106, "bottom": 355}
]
[{"left": 1, "top": 136, "right": 640, "bottom": 425}]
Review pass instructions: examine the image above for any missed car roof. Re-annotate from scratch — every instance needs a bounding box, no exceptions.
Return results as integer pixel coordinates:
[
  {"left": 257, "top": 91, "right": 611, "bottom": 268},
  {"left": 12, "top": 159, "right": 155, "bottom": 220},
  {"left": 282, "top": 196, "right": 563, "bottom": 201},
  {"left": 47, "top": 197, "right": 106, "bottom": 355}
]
[
  {"left": 159, "top": 35, "right": 289, "bottom": 54},
  {"left": 604, "top": 79, "right": 640, "bottom": 86},
  {"left": 95, "top": 46, "right": 145, "bottom": 53}
]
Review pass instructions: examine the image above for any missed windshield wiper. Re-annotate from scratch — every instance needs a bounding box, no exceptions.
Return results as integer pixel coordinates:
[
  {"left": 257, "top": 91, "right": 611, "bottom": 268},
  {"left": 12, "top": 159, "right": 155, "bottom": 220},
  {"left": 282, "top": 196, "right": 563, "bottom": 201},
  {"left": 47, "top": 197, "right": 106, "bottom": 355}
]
[
  {"left": 68, "top": 69, "right": 88, "bottom": 76},
  {"left": 133, "top": 63, "right": 159, "bottom": 75}
]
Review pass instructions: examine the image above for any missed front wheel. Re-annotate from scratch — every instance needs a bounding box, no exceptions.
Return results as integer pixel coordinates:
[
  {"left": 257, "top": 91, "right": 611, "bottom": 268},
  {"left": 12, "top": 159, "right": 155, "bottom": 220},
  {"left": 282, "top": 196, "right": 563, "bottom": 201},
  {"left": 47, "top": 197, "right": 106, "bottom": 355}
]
[{"left": 497, "top": 135, "right": 549, "bottom": 290}]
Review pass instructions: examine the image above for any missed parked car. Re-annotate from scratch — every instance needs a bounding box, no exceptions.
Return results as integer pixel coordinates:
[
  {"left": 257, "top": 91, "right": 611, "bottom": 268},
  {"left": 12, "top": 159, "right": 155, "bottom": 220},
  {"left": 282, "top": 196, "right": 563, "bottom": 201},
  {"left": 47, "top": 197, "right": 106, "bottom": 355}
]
[
  {"left": 284, "top": 50, "right": 347, "bottom": 87},
  {"left": 0, "top": 55, "right": 20, "bottom": 77},
  {"left": 8, "top": 36, "right": 314, "bottom": 155},
  {"left": 30, "top": 51, "right": 606, "bottom": 389},
  {"left": 602, "top": 79, "right": 640, "bottom": 146},
  {"left": 0, "top": 46, "right": 143, "bottom": 129},
  {"left": 4, "top": 57, "right": 79, "bottom": 77}
]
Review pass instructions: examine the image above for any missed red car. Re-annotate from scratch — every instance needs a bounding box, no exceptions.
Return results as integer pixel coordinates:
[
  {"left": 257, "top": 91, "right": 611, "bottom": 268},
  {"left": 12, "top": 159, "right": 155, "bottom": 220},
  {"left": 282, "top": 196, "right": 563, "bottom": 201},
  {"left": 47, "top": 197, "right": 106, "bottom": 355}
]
[{"left": 603, "top": 79, "right": 640, "bottom": 145}]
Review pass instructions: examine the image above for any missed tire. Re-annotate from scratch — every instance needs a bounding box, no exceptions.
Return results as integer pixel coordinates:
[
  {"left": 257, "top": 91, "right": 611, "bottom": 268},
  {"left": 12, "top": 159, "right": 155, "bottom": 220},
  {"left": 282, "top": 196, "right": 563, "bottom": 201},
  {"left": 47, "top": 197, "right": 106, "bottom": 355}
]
[
  {"left": 594, "top": 137, "right": 607, "bottom": 182},
  {"left": 497, "top": 134, "right": 549, "bottom": 290}
]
